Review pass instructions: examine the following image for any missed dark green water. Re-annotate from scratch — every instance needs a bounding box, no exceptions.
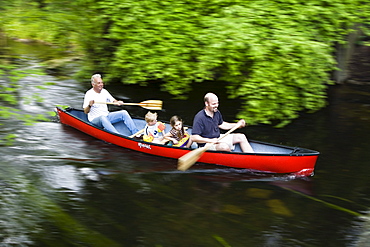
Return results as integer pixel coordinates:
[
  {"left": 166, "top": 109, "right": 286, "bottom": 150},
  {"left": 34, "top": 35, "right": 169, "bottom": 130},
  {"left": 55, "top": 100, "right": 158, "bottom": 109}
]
[{"left": 1, "top": 38, "right": 370, "bottom": 246}]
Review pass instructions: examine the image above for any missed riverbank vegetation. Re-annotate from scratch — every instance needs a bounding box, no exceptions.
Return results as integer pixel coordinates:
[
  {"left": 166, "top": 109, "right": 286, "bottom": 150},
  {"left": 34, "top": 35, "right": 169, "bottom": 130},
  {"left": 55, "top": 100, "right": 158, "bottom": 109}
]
[{"left": 1, "top": 0, "right": 370, "bottom": 126}]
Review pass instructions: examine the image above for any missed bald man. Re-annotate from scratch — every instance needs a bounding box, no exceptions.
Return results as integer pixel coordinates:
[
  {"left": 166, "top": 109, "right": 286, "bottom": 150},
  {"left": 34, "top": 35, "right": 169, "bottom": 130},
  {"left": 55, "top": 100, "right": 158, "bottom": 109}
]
[{"left": 191, "top": 92, "right": 254, "bottom": 153}]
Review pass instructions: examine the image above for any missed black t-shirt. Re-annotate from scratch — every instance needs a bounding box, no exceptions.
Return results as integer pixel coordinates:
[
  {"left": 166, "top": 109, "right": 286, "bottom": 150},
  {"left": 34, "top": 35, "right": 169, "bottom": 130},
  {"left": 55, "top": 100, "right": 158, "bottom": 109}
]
[{"left": 192, "top": 109, "right": 223, "bottom": 139}]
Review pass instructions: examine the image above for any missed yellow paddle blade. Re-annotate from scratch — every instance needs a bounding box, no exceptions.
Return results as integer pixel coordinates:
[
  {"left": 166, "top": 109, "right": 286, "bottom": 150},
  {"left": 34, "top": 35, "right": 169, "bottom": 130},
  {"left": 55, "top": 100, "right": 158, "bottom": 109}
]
[
  {"left": 177, "top": 145, "right": 209, "bottom": 171},
  {"left": 138, "top": 100, "right": 163, "bottom": 110}
]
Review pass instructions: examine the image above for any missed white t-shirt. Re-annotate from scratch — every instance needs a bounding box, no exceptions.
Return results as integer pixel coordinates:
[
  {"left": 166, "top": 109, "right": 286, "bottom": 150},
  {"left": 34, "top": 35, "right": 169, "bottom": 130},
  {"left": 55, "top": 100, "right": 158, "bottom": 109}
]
[
  {"left": 144, "top": 122, "right": 164, "bottom": 138},
  {"left": 83, "top": 88, "right": 115, "bottom": 121}
]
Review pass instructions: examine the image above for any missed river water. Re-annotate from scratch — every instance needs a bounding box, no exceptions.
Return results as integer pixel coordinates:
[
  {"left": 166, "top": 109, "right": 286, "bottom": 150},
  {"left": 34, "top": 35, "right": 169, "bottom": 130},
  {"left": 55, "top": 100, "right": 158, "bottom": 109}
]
[{"left": 1, "top": 39, "right": 370, "bottom": 247}]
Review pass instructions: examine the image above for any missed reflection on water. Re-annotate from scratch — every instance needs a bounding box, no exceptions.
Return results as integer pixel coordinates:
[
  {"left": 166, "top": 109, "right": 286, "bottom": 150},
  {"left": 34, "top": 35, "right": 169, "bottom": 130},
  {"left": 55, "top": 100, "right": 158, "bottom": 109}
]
[
  {"left": 357, "top": 212, "right": 370, "bottom": 246},
  {"left": 0, "top": 175, "right": 41, "bottom": 246},
  {"left": 43, "top": 165, "right": 84, "bottom": 191},
  {"left": 1, "top": 39, "right": 370, "bottom": 246}
]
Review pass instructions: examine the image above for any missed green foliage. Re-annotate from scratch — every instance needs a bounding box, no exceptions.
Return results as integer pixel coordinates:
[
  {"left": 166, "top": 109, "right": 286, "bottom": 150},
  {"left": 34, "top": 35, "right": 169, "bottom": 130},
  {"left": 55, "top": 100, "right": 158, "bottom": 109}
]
[
  {"left": 1, "top": 0, "right": 370, "bottom": 125},
  {"left": 93, "top": 0, "right": 370, "bottom": 125},
  {"left": 0, "top": 0, "right": 83, "bottom": 50}
]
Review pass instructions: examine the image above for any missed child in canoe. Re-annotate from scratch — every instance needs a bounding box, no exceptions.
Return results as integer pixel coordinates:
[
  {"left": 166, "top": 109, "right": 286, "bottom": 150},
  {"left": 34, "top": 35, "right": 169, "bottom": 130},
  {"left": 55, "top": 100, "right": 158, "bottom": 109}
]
[
  {"left": 164, "top": 115, "right": 192, "bottom": 148},
  {"left": 143, "top": 111, "right": 166, "bottom": 143}
]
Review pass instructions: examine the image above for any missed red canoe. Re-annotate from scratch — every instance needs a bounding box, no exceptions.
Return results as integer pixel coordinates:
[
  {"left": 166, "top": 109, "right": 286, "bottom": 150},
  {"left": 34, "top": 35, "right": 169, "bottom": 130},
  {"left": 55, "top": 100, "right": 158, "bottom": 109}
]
[{"left": 55, "top": 107, "right": 319, "bottom": 176}]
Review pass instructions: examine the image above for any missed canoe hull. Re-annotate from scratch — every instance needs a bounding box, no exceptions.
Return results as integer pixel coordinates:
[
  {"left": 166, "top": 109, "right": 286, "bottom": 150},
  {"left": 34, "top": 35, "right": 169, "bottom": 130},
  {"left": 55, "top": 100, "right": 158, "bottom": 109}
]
[{"left": 56, "top": 107, "right": 319, "bottom": 176}]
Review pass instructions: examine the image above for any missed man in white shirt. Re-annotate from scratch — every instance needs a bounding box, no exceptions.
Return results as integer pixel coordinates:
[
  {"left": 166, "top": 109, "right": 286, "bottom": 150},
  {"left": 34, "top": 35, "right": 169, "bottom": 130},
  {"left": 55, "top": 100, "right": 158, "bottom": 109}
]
[{"left": 83, "top": 74, "right": 139, "bottom": 135}]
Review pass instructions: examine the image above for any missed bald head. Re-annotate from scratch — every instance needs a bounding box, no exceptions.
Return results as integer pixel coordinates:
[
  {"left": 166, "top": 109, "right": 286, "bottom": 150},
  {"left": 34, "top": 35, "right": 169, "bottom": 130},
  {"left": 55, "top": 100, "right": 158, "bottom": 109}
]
[
  {"left": 204, "top": 92, "right": 218, "bottom": 103},
  {"left": 204, "top": 92, "right": 219, "bottom": 113}
]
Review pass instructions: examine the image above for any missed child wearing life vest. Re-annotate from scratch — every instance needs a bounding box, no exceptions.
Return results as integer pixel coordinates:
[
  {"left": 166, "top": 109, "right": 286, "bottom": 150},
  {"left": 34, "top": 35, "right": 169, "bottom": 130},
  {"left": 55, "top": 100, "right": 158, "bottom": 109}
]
[
  {"left": 164, "top": 115, "right": 192, "bottom": 148},
  {"left": 143, "top": 111, "right": 166, "bottom": 143}
]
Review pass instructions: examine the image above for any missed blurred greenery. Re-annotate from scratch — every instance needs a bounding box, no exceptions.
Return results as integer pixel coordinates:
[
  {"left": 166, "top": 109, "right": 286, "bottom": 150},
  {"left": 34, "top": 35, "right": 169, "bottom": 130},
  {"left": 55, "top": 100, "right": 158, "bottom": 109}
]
[
  {"left": 1, "top": 0, "right": 370, "bottom": 125},
  {"left": 0, "top": 62, "right": 49, "bottom": 144}
]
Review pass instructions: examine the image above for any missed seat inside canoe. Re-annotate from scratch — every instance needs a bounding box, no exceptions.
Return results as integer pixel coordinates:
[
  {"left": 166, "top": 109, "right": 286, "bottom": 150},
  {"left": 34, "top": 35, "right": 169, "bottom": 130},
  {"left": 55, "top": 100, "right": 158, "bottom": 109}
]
[{"left": 68, "top": 108, "right": 295, "bottom": 154}]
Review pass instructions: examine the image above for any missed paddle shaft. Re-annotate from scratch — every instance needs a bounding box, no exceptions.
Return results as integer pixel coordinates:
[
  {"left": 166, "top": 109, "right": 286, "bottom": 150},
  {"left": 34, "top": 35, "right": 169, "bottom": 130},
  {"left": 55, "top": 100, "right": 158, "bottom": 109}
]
[
  {"left": 129, "top": 128, "right": 145, "bottom": 138},
  {"left": 177, "top": 122, "right": 241, "bottom": 171},
  {"left": 95, "top": 102, "right": 154, "bottom": 106},
  {"left": 94, "top": 100, "right": 162, "bottom": 110}
]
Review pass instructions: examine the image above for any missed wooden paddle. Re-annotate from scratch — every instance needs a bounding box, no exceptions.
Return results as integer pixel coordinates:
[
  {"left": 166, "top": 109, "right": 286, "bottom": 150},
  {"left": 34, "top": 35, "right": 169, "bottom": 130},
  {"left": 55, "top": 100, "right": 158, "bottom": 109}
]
[
  {"left": 177, "top": 122, "right": 242, "bottom": 171},
  {"left": 129, "top": 128, "right": 145, "bottom": 138},
  {"left": 95, "top": 100, "right": 163, "bottom": 110}
]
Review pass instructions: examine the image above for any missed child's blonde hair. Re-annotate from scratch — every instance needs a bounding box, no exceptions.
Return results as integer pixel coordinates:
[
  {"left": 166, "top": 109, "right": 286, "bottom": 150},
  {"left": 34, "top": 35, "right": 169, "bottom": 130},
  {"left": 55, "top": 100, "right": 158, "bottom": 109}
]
[{"left": 145, "top": 111, "right": 157, "bottom": 123}]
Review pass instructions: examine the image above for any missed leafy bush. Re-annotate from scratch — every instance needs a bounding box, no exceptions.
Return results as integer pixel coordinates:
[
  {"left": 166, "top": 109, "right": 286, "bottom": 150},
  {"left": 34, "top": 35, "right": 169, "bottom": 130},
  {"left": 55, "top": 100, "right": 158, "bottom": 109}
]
[{"left": 1, "top": 0, "right": 370, "bottom": 125}]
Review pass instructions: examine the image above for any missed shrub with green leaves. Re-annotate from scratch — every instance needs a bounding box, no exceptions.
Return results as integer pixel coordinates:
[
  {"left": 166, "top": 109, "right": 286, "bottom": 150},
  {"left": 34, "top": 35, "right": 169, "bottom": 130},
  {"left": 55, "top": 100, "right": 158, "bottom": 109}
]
[
  {"left": 94, "top": 0, "right": 369, "bottom": 125},
  {"left": 2, "top": 0, "right": 370, "bottom": 126}
]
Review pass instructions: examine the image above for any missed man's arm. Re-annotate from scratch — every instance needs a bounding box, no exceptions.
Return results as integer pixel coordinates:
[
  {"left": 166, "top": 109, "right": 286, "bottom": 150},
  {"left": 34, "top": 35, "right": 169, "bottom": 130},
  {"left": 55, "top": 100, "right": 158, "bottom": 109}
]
[
  {"left": 192, "top": 119, "right": 245, "bottom": 143},
  {"left": 84, "top": 100, "right": 94, "bottom": 114},
  {"left": 112, "top": 99, "right": 124, "bottom": 106},
  {"left": 218, "top": 119, "right": 246, "bottom": 130},
  {"left": 191, "top": 134, "right": 218, "bottom": 144}
]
